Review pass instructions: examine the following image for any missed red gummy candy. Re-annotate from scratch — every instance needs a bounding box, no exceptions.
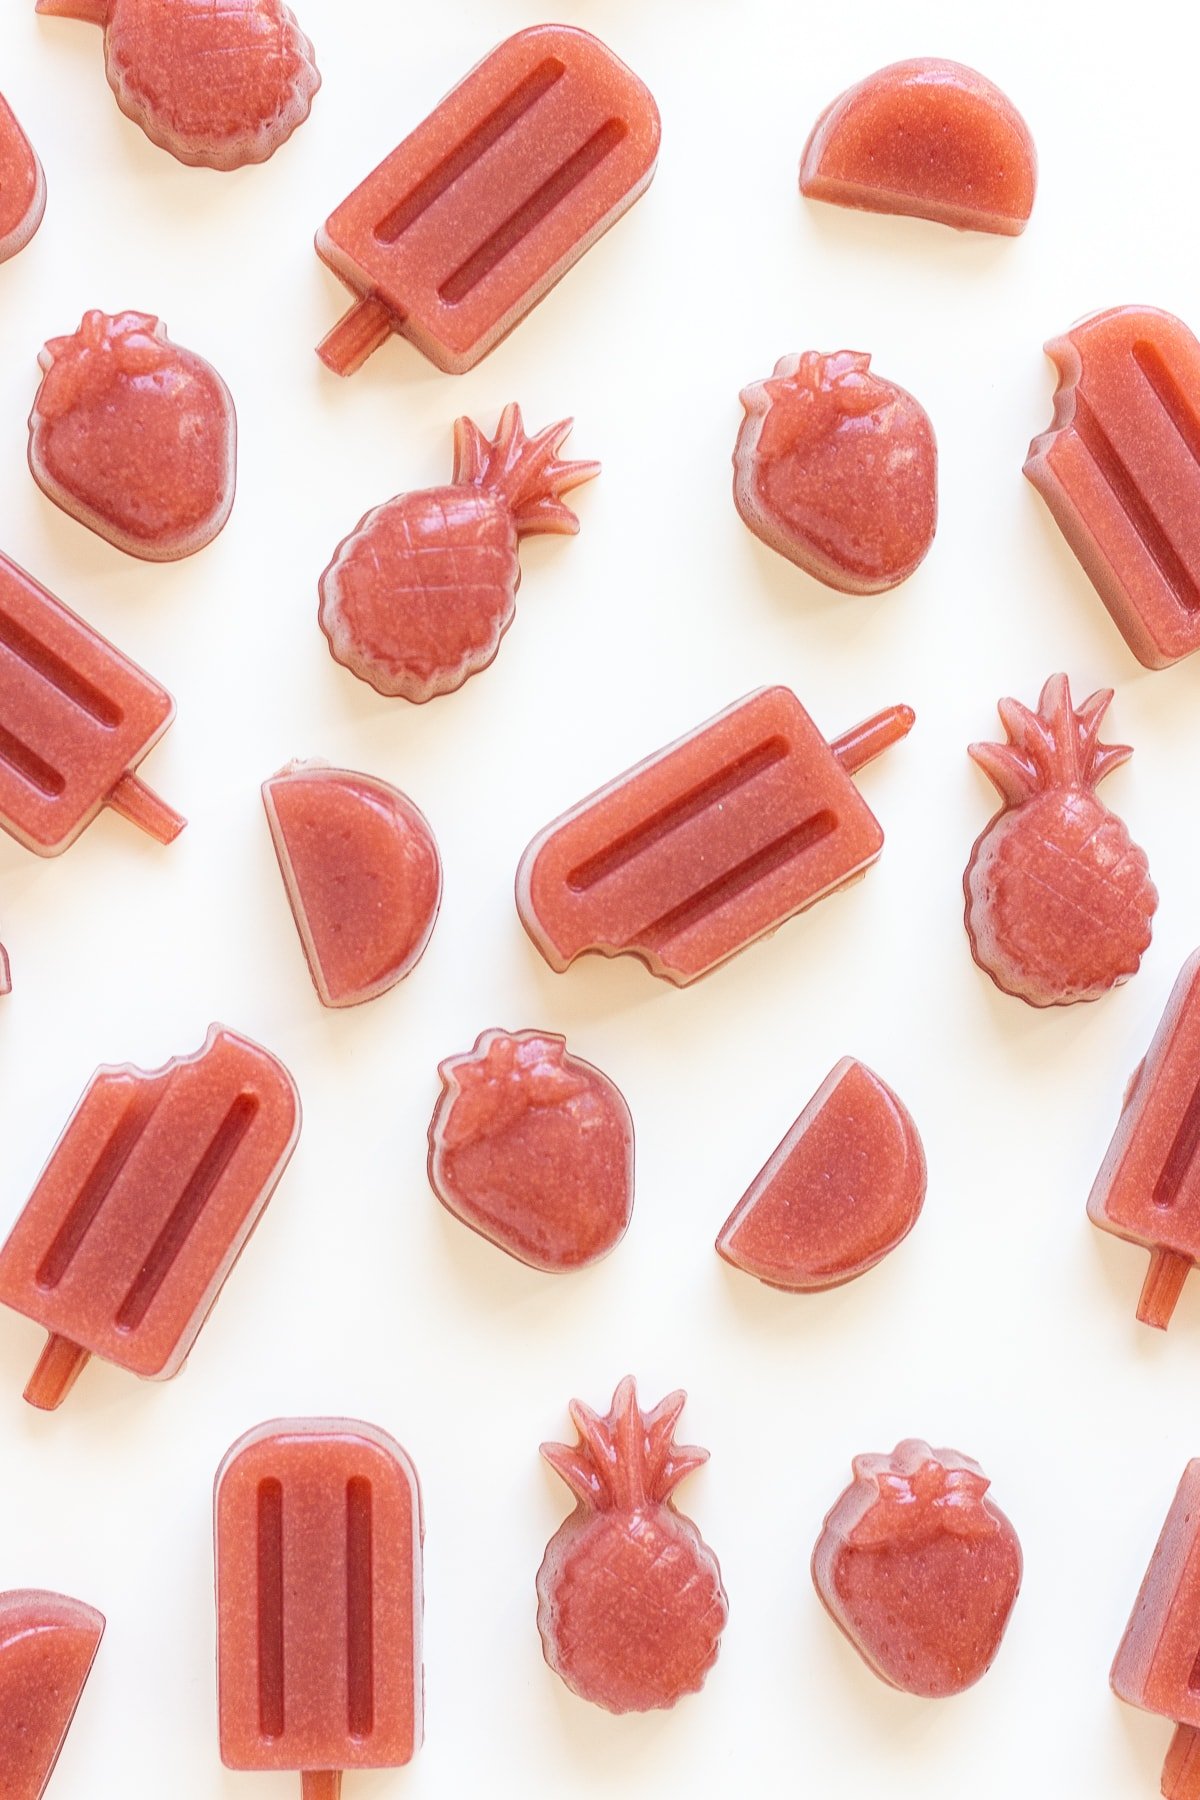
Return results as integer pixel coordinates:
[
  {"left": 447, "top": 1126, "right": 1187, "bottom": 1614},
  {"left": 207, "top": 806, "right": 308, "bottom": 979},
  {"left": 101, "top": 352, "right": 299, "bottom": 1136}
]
[
  {"left": 428, "top": 1029, "right": 634, "bottom": 1272},
  {"left": 0, "top": 1589, "right": 104, "bottom": 1800},
  {"left": 734, "top": 351, "right": 937, "bottom": 594},
  {"left": 537, "top": 1376, "right": 728, "bottom": 1713},
  {"left": 0, "top": 93, "right": 46, "bottom": 263},
  {"left": 29, "top": 311, "right": 236, "bottom": 561},
  {"left": 812, "top": 1439, "right": 1022, "bottom": 1697}
]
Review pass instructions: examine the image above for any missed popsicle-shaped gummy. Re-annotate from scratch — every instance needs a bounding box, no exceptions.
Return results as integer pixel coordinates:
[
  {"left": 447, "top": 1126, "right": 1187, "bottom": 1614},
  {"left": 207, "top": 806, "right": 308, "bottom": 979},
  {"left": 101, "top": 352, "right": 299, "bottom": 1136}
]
[
  {"left": 216, "top": 1419, "right": 423, "bottom": 1799},
  {"left": 0, "top": 1589, "right": 104, "bottom": 1800},
  {"left": 516, "top": 688, "right": 914, "bottom": 986},
  {"left": 0, "top": 1025, "right": 300, "bottom": 1408},
  {"left": 315, "top": 24, "right": 660, "bottom": 376},
  {"left": 1025, "top": 307, "right": 1200, "bottom": 669},
  {"left": 0, "top": 549, "right": 183, "bottom": 854},
  {"left": 1112, "top": 1461, "right": 1200, "bottom": 1799},
  {"left": 263, "top": 762, "right": 441, "bottom": 1007},
  {"left": 0, "top": 93, "right": 46, "bottom": 263},
  {"left": 717, "top": 1058, "right": 925, "bottom": 1290}
]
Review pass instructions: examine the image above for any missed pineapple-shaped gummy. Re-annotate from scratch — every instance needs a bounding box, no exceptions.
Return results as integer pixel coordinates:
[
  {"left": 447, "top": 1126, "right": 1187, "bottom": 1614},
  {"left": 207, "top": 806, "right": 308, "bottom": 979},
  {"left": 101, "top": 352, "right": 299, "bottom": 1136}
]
[
  {"left": 35, "top": 0, "right": 320, "bottom": 171},
  {"left": 965, "top": 673, "right": 1157, "bottom": 1007},
  {"left": 536, "top": 1376, "right": 728, "bottom": 1714},
  {"left": 319, "top": 405, "right": 598, "bottom": 703}
]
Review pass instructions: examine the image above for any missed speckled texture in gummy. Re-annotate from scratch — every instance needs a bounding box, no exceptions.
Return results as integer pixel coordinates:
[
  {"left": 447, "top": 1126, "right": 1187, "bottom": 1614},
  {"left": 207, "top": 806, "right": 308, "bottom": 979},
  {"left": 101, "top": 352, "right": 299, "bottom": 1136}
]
[
  {"left": 0, "top": 1590, "right": 104, "bottom": 1800},
  {"left": 0, "top": 93, "right": 45, "bottom": 262}
]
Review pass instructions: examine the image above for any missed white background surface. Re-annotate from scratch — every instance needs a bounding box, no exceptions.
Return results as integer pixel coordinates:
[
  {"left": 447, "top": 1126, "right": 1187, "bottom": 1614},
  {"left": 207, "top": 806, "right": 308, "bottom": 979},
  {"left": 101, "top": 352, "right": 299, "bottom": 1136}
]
[{"left": 0, "top": 0, "right": 1197, "bottom": 1795}]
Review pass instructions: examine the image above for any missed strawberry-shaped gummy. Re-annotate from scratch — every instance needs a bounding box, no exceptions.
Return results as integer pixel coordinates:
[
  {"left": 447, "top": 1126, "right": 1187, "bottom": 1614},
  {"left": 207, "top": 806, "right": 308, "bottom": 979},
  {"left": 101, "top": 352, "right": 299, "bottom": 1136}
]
[
  {"left": 733, "top": 350, "right": 937, "bottom": 594},
  {"left": 29, "top": 311, "right": 236, "bottom": 561},
  {"left": 812, "top": 1439, "right": 1022, "bottom": 1697},
  {"left": 537, "top": 1376, "right": 728, "bottom": 1713},
  {"left": 319, "top": 405, "right": 598, "bottom": 702},
  {"left": 428, "top": 1029, "right": 634, "bottom": 1272},
  {"left": 36, "top": 0, "right": 320, "bottom": 171},
  {"left": 965, "top": 673, "right": 1157, "bottom": 1007}
]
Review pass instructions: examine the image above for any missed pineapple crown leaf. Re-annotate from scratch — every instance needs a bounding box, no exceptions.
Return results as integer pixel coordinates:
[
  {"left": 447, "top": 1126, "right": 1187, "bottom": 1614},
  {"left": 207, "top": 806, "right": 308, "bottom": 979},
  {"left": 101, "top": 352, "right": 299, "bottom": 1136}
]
[
  {"left": 969, "top": 673, "right": 1132, "bottom": 805},
  {"left": 452, "top": 404, "right": 599, "bottom": 539},
  {"left": 436, "top": 1032, "right": 588, "bottom": 1152},
  {"left": 540, "top": 1376, "right": 709, "bottom": 1514},
  {"left": 848, "top": 1440, "right": 1000, "bottom": 1547}
]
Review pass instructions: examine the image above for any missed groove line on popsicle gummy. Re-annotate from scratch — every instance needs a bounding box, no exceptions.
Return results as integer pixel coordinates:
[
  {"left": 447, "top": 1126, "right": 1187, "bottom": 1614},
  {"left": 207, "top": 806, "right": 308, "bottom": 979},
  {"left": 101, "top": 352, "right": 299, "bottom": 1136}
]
[
  {"left": 115, "top": 1092, "right": 259, "bottom": 1330},
  {"left": 0, "top": 604, "right": 123, "bottom": 727},
  {"left": 566, "top": 736, "right": 791, "bottom": 892},
  {"left": 0, "top": 720, "right": 64, "bottom": 798},
  {"left": 346, "top": 1477, "right": 375, "bottom": 1738},
  {"left": 637, "top": 809, "right": 838, "bottom": 949},
  {"left": 256, "top": 1477, "right": 286, "bottom": 1739},
  {"left": 373, "top": 58, "right": 565, "bottom": 246},
  {"left": 1153, "top": 1074, "right": 1200, "bottom": 1209},
  {"left": 1133, "top": 339, "right": 1200, "bottom": 470},
  {"left": 36, "top": 1080, "right": 168, "bottom": 1290},
  {"left": 1072, "top": 391, "right": 1200, "bottom": 613}
]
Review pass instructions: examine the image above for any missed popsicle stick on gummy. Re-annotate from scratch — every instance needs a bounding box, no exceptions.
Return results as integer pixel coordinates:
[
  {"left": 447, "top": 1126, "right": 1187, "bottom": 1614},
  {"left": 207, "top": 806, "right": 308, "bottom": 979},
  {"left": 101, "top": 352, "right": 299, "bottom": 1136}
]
[
  {"left": 0, "top": 549, "right": 183, "bottom": 855},
  {"left": 0, "top": 1589, "right": 104, "bottom": 1800},
  {"left": 515, "top": 687, "right": 914, "bottom": 986},
  {"left": 0, "top": 1025, "right": 300, "bottom": 1409},
  {"left": 0, "top": 93, "right": 46, "bottom": 263},
  {"left": 315, "top": 25, "right": 661, "bottom": 376},
  {"left": 216, "top": 1419, "right": 423, "bottom": 1797}
]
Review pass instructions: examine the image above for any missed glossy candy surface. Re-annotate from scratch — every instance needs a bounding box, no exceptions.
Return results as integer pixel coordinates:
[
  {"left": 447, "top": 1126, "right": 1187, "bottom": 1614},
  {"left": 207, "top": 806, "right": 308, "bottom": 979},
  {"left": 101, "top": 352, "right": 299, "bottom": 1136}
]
[
  {"left": 29, "top": 311, "right": 236, "bottom": 561},
  {"left": 216, "top": 1418, "right": 423, "bottom": 1799},
  {"left": 537, "top": 1376, "right": 727, "bottom": 1713},
  {"left": 716, "top": 1058, "right": 925, "bottom": 1290},
  {"left": 0, "top": 94, "right": 46, "bottom": 262},
  {"left": 517, "top": 686, "right": 914, "bottom": 986},
  {"left": 319, "top": 405, "right": 597, "bottom": 700},
  {"left": 0, "top": 1590, "right": 104, "bottom": 1800},
  {"left": 263, "top": 762, "right": 442, "bottom": 1007},
  {"left": 36, "top": 0, "right": 319, "bottom": 170},
  {"left": 734, "top": 352, "right": 937, "bottom": 594},
  {"left": 0, "top": 548, "right": 183, "bottom": 855},
  {"left": 0, "top": 943, "right": 10, "bottom": 995},
  {"left": 0, "top": 1025, "right": 300, "bottom": 1409},
  {"left": 1089, "top": 950, "right": 1200, "bottom": 1329},
  {"left": 1111, "top": 1460, "right": 1200, "bottom": 1800},
  {"left": 428, "top": 1029, "right": 634, "bottom": 1271},
  {"left": 315, "top": 24, "right": 660, "bottom": 376},
  {"left": 1025, "top": 307, "right": 1200, "bottom": 669},
  {"left": 800, "top": 58, "right": 1036, "bottom": 234},
  {"left": 812, "top": 1440, "right": 1022, "bottom": 1697},
  {"left": 964, "top": 674, "right": 1156, "bottom": 1006}
]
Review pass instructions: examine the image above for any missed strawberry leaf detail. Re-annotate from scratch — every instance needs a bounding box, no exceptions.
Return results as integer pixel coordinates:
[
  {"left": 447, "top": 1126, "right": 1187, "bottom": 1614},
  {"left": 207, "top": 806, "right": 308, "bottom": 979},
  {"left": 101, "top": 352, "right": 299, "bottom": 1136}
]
[
  {"left": 34, "top": 311, "right": 174, "bottom": 420},
  {"left": 436, "top": 1032, "right": 589, "bottom": 1152},
  {"left": 848, "top": 1440, "right": 1001, "bottom": 1547}
]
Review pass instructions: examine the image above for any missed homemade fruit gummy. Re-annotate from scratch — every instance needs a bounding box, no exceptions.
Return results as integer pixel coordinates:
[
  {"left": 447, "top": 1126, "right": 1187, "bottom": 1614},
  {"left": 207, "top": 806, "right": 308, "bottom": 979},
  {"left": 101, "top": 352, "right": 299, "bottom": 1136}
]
[
  {"left": 263, "top": 762, "right": 442, "bottom": 1007},
  {"left": 319, "top": 404, "right": 597, "bottom": 701},
  {"left": 35, "top": 0, "right": 320, "bottom": 170},
  {"left": 1025, "top": 306, "right": 1200, "bottom": 669},
  {"left": 812, "top": 1440, "right": 1022, "bottom": 1698},
  {"left": 0, "top": 1025, "right": 300, "bottom": 1409},
  {"left": 29, "top": 311, "right": 236, "bottom": 562},
  {"left": 964, "top": 673, "right": 1156, "bottom": 1007},
  {"left": 0, "top": 1590, "right": 104, "bottom": 1800},
  {"left": 0, "top": 548, "right": 183, "bottom": 855},
  {"left": 716, "top": 1058, "right": 925, "bottom": 1291},
  {"left": 537, "top": 1376, "right": 727, "bottom": 1714},
  {"left": 517, "top": 686, "right": 914, "bottom": 986},
  {"left": 799, "top": 58, "right": 1037, "bottom": 235},
  {"left": 0, "top": 93, "right": 46, "bottom": 263},
  {"left": 315, "top": 24, "right": 661, "bottom": 376},
  {"left": 1089, "top": 949, "right": 1200, "bottom": 1328},
  {"left": 1111, "top": 1461, "right": 1200, "bottom": 1800},
  {"left": 216, "top": 1419, "right": 423, "bottom": 1800},
  {"left": 734, "top": 351, "right": 937, "bottom": 594},
  {"left": 428, "top": 1028, "right": 634, "bottom": 1272}
]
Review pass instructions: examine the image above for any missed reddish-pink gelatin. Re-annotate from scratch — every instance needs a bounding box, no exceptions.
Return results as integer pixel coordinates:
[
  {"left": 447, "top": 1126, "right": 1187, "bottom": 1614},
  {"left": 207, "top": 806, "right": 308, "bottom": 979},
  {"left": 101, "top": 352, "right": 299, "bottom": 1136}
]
[
  {"left": 800, "top": 58, "right": 1036, "bottom": 235},
  {"left": 0, "top": 93, "right": 46, "bottom": 262},
  {"left": 428, "top": 1028, "right": 634, "bottom": 1272},
  {"left": 0, "top": 1590, "right": 104, "bottom": 1800},
  {"left": 29, "top": 310, "right": 236, "bottom": 561},
  {"left": 537, "top": 1376, "right": 727, "bottom": 1714},
  {"left": 216, "top": 1418, "right": 423, "bottom": 1799},
  {"left": 263, "top": 762, "right": 442, "bottom": 1007},
  {"left": 0, "top": 942, "right": 10, "bottom": 995},
  {"left": 0, "top": 1025, "right": 300, "bottom": 1409},
  {"left": 315, "top": 24, "right": 660, "bottom": 377},
  {"left": 717, "top": 1058, "right": 925, "bottom": 1290},
  {"left": 734, "top": 351, "right": 937, "bottom": 594},
  {"left": 812, "top": 1440, "right": 1022, "bottom": 1697}
]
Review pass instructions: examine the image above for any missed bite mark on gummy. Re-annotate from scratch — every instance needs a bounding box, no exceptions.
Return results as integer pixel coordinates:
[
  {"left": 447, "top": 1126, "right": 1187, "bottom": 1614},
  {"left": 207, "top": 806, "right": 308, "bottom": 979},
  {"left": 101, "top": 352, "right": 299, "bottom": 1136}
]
[
  {"left": 566, "top": 737, "right": 790, "bottom": 891},
  {"left": 257, "top": 1477, "right": 286, "bottom": 1739},
  {"left": 346, "top": 1477, "right": 375, "bottom": 1738}
]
